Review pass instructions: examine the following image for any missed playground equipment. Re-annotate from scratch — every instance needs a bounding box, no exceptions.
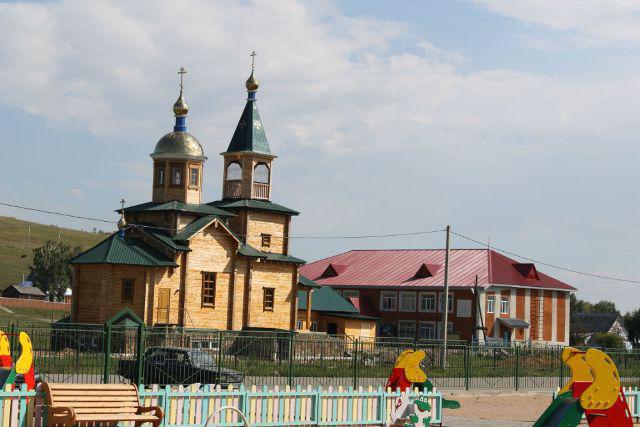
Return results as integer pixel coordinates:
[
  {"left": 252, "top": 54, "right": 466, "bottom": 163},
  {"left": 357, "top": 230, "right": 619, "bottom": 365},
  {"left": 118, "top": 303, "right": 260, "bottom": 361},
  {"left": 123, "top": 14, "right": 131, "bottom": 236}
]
[
  {"left": 0, "top": 330, "right": 36, "bottom": 390},
  {"left": 387, "top": 350, "right": 460, "bottom": 427},
  {"left": 534, "top": 347, "right": 633, "bottom": 427}
]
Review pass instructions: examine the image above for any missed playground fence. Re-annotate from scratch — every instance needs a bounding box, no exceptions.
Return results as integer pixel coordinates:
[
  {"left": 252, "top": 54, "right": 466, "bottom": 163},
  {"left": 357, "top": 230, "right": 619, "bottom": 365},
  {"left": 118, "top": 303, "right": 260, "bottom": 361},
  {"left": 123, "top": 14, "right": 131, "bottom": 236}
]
[
  {"left": 0, "top": 382, "right": 443, "bottom": 426},
  {"left": 6, "top": 321, "right": 640, "bottom": 390}
]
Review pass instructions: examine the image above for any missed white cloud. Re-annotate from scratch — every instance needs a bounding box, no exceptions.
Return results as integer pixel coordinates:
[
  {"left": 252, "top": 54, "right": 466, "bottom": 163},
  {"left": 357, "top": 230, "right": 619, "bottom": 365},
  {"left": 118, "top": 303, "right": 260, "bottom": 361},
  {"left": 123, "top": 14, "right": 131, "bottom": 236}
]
[
  {"left": 68, "top": 188, "right": 84, "bottom": 198},
  {"left": 473, "top": 0, "right": 640, "bottom": 47},
  {"left": 0, "top": 0, "right": 638, "bottom": 161}
]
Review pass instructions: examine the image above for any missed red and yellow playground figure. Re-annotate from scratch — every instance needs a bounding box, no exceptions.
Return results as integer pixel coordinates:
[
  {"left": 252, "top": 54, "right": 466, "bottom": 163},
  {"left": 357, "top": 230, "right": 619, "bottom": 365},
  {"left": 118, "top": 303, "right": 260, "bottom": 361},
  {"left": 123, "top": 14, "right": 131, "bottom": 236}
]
[
  {"left": 535, "top": 347, "right": 633, "bottom": 427},
  {"left": 0, "top": 331, "right": 35, "bottom": 390}
]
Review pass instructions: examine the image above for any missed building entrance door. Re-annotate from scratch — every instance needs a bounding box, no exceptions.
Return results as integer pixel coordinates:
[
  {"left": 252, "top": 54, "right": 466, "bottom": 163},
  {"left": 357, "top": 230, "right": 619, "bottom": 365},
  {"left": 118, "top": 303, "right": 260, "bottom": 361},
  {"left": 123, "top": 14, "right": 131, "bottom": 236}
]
[{"left": 157, "top": 288, "right": 170, "bottom": 324}]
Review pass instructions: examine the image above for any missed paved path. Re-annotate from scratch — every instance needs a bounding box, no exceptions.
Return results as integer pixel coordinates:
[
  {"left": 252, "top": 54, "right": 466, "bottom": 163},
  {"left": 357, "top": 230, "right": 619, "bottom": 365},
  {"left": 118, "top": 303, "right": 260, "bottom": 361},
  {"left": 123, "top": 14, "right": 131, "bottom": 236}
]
[{"left": 444, "top": 416, "right": 531, "bottom": 426}]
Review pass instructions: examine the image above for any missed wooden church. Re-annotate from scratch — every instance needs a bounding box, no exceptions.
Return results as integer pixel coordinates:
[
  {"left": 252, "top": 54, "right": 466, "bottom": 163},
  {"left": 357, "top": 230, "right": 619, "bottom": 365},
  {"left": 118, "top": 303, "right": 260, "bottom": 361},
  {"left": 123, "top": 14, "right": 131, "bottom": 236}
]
[{"left": 70, "top": 65, "right": 311, "bottom": 331}]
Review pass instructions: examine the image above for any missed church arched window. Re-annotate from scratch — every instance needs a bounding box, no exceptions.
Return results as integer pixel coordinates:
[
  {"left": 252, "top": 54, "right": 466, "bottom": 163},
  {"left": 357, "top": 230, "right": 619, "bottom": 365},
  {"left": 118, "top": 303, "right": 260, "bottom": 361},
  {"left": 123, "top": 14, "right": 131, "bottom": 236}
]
[
  {"left": 253, "top": 163, "right": 270, "bottom": 184},
  {"left": 226, "top": 162, "right": 242, "bottom": 181}
]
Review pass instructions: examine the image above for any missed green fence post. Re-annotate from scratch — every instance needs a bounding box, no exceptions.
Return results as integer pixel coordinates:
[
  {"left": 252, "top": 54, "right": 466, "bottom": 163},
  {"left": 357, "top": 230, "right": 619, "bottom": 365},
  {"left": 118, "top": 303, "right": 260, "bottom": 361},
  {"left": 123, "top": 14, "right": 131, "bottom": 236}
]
[
  {"left": 464, "top": 345, "right": 470, "bottom": 391},
  {"left": 287, "top": 331, "right": 295, "bottom": 388},
  {"left": 216, "top": 331, "right": 223, "bottom": 385},
  {"left": 135, "top": 324, "right": 145, "bottom": 385},
  {"left": 103, "top": 324, "right": 112, "bottom": 384},
  {"left": 353, "top": 339, "right": 359, "bottom": 389},
  {"left": 559, "top": 347, "right": 565, "bottom": 388},
  {"left": 514, "top": 346, "right": 519, "bottom": 391}
]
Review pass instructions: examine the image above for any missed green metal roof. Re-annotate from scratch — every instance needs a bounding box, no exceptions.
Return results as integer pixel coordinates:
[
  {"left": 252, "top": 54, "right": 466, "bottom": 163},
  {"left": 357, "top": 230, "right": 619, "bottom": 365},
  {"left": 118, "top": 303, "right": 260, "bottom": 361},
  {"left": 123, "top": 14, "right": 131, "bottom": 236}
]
[
  {"left": 225, "top": 100, "right": 271, "bottom": 155},
  {"left": 299, "top": 275, "right": 321, "bottom": 288},
  {"left": 70, "top": 233, "right": 177, "bottom": 267},
  {"left": 141, "top": 227, "right": 191, "bottom": 252},
  {"left": 238, "top": 244, "right": 306, "bottom": 264},
  {"left": 208, "top": 199, "right": 299, "bottom": 216},
  {"left": 297, "top": 286, "right": 359, "bottom": 313},
  {"left": 120, "top": 201, "right": 234, "bottom": 217},
  {"left": 321, "top": 311, "right": 380, "bottom": 321}
]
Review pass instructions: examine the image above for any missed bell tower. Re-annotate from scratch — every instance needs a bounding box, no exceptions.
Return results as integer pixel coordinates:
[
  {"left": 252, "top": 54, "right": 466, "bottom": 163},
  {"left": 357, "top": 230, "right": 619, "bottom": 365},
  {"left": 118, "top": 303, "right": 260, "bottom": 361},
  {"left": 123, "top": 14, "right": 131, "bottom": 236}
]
[
  {"left": 222, "top": 52, "right": 276, "bottom": 201},
  {"left": 151, "top": 67, "right": 207, "bottom": 204}
]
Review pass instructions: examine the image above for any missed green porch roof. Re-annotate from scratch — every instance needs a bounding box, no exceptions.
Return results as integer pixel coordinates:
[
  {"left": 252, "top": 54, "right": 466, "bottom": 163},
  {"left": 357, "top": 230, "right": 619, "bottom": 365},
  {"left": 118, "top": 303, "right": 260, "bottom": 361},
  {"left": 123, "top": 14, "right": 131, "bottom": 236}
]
[
  {"left": 238, "top": 244, "right": 306, "bottom": 264},
  {"left": 299, "top": 275, "right": 321, "bottom": 288},
  {"left": 297, "top": 286, "right": 359, "bottom": 313},
  {"left": 208, "top": 199, "right": 299, "bottom": 216},
  {"left": 120, "top": 200, "right": 234, "bottom": 217},
  {"left": 70, "top": 233, "right": 177, "bottom": 267},
  {"left": 225, "top": 100, "right": 271, "bottom": 155},
  {"left": 141, "top": 227, "right": 190, "bottom": 252}
]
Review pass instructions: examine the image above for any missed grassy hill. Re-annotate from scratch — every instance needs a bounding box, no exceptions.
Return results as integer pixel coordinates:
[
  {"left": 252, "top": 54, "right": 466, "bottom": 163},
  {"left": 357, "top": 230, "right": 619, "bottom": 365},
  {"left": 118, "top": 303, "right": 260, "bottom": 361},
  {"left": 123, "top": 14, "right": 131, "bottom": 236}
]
[{"left": 0, "top": 216, "right": 108, "bottom": 289}]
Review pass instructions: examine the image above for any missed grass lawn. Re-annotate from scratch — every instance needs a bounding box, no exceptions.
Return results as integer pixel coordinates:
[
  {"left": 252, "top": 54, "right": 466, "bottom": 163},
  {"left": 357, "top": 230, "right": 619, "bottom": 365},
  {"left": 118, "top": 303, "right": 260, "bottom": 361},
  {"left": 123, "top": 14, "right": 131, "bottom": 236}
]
[
  {"left": 0, "top": 215, "right": 107, "bottom": 289},
  {"left": 0, "top": 306, "right": 70, "bottom": 325}
]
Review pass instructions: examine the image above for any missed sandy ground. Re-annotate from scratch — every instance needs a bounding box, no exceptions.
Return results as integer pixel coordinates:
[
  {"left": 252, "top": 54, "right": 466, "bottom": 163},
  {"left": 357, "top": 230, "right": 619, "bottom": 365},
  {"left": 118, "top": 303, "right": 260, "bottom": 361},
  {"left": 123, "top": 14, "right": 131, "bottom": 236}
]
[{"left": 440, "top": 390, "right": 640, "bottom": 426}]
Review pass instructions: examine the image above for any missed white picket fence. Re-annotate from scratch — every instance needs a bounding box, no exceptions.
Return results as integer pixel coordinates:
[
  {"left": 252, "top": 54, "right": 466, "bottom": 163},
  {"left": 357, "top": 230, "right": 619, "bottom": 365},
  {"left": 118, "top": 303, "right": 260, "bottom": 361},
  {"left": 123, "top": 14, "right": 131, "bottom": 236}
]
[{"left": 0, "top": 383, "right": 443, "bottom": 426}]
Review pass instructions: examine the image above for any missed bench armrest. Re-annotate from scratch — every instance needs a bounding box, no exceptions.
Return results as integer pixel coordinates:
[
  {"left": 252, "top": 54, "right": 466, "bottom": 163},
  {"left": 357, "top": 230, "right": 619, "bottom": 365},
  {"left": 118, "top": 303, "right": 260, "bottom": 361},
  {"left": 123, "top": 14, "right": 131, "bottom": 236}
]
[
  {"left": 138, "top": 405, "right": 164, "bottom": 419},
  {"left": 48, "top": 405, "right": 76, "bottom": 422}
]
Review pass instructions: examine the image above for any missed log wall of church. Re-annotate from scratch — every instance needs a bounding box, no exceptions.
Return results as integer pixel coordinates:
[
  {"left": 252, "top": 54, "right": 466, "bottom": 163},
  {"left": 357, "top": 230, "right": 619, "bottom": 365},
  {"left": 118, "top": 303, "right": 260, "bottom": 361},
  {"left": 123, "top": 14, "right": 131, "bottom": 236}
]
[
  {"left": 246, "top": 212, "right": 288, "bottom": 254},
  {"left": 247, "top": 262, "right": 295, "bottom": 330},
  {"left": 183, "top": 227, "right": 236, "bottom": 329}
]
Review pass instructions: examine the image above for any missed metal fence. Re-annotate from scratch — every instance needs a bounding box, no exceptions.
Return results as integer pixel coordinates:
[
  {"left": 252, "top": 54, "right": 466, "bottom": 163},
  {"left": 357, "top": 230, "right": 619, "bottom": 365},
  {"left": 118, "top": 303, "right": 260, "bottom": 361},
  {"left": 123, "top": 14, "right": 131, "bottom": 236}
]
[{"left": 6, "top": 322, "right": 640, "bottom": 390}]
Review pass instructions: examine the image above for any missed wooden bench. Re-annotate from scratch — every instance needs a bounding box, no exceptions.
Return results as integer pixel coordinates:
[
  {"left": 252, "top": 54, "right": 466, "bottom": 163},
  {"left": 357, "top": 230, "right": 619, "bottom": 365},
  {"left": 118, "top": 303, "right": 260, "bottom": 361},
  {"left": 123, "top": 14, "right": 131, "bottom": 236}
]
[{"left": 42, "top": 383, "right": 163, "bottom": 427}]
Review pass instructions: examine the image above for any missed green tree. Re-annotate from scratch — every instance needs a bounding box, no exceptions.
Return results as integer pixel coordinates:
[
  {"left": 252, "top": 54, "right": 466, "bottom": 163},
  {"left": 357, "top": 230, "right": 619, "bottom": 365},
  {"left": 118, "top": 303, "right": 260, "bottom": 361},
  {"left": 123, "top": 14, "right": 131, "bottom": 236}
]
[
  {"left": 590, "top": 332, "right": 624, "bottom": 350},
  {"left": 591, "top": 300, "right": 619, "bottom": 315},
  {"left": 570, "top": 294, "right": 593, "bottom": 314},
  {"left": 624, "top": 309, "right": 640, "bottom": 346},
  {"left": 29, "top": 241, "right": 80, "bottom": 302}
]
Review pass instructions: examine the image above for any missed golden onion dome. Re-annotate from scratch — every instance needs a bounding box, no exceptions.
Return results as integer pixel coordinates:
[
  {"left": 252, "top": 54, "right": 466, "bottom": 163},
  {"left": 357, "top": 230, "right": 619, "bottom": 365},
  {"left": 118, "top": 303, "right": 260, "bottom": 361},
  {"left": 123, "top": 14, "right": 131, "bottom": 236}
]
[
  {"left": 246, "top": 71, "right": 259, "bottom": 91},
  {"left": 117, "top": 214, "right": 127, "bottom": 230},
  {"left": 173, "top": 91, "right": 189, "bottom": 116}
]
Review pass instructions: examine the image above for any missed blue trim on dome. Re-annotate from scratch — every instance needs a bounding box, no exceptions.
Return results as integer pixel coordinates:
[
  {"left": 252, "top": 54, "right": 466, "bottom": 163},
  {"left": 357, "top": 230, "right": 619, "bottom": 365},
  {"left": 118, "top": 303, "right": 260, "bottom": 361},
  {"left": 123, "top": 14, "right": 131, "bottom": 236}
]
[{"left": 174, "top": 116, "right": 187, "bottom": 132}]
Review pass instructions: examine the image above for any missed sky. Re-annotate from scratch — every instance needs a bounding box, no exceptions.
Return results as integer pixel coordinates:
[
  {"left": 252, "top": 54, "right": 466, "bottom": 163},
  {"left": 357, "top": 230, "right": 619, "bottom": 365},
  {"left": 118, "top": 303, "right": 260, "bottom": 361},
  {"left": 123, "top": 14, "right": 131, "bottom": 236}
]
[{"left": 0, "top": 0, "right": 639, "bottom": 311}]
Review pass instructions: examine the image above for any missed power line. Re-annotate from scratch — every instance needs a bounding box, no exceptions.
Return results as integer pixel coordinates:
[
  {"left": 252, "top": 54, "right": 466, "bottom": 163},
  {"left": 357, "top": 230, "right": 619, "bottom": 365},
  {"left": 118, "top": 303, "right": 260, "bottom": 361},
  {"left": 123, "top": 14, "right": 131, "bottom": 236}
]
[
  {"left": 451, "top": 230, "right": 640, "bottom": 285},
  {"left": 0, "top": 202, "right": 115, "bottom": 224},
  {"left": 0, "top": 201, "right": 444, "bottom": 240}
]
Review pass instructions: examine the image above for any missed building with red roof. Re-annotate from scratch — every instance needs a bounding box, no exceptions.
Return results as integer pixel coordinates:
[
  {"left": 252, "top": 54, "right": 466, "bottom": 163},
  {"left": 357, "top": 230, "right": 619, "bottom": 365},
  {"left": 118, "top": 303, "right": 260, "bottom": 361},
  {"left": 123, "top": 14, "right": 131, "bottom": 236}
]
[{"left": 299, "top": 249, "right": 576, "bottom": 344}]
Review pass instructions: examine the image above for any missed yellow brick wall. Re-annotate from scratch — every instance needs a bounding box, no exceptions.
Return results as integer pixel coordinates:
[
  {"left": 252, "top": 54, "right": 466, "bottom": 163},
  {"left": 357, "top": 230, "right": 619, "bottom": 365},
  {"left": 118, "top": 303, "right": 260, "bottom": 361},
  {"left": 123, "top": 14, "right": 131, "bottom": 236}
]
[
  {"left": 182, "top": 226, "right": 237, "bottom": 329},
  {"left": 246, "top": 211, "right": 287, "bottom": 254},
  {"left": 296, "top": 310, "right": 320, "bottom": 330},
  {"left": 151, "top": 266, "right": 181, "bottom": 325},
  {"left": 232, "top": 258, "right": 249, "bottom": 330},
  {"left": 75, "top": 264, "right": 150, "bottom": 324},
  {"left": 248, "top": 262, "right": 295, "bottom": 330}
]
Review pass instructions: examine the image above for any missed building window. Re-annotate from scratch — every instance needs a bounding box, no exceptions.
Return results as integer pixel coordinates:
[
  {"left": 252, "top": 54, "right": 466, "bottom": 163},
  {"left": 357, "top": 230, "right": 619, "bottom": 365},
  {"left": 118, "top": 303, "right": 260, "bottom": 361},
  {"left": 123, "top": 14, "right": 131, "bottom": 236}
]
[
  {"left": 154, "top": 164, "right": 165, "bottom": 187},
  {"left": 437, "top": 321, "right": 454, "bottom": 339},
  {"left": 296, "top": 319, "right": 303, "bottom": 330},
  {"left": 501, "top": 297, "right": 510, "bottom": 315},
  {"left": 202, "top": 272, "right": 216, "bottom": 307},
  {"left": 342, "top": 290, "right": 360, "bottom": 299},
  {"left": 487, "top": 295, "right": 495, "bottom": 313},
  {"left": 121, "top": 279, "right": 134, "bottom": 303},
  {"left": 418, "top": 321, "right": 437, "bottom": 340},
  {"left": 438, "top": 293, "right": 454, "bottom": 313},
  {"left": 399, "top": 292, "right": 417, "bottom": 312},
  {"left": 380, "top": 292, "right": 397, "bottom": 311},
  {"left": 261, "top": 233, "right": 272, "bottom": 248},
  {"left": 171, "top": 164, "right": 183, "bottom": 186},
  {"left": 398, "top": 321, "right": 416, "bottom": 339},
  {"left": 310, "top": 320, "right": 318, "bottom": 332},
  {"left": 263, "top": 288, "right": 275, "bottom": 311},
  {"left": 189, "top": 167, "right": 199, "bottom": 187},
  {"left": 419, "top": 292, "right": 436, "bottom": 312}
]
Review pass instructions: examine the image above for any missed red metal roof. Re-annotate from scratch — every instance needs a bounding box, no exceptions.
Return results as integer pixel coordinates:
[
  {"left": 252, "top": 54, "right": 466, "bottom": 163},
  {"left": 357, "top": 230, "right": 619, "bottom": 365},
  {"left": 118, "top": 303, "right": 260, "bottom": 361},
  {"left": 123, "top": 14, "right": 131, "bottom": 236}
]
[{"left": 299, "top": 249, "right": 576, "bottom": 291}]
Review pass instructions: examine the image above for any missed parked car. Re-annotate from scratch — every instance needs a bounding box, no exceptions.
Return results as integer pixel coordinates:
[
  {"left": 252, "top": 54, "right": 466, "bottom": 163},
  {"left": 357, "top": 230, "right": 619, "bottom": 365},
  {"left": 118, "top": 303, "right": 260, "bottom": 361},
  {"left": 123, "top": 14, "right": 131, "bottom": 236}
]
[{"left": 118, "top": 346, "right": 244, "bottom": 386}]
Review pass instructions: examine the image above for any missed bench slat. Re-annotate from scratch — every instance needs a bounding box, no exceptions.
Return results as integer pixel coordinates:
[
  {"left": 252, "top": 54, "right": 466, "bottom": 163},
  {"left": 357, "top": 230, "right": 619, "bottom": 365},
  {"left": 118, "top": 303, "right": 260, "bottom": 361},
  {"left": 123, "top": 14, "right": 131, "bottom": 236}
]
[
  {"left": 57, "top": 401, "right": 141, "bottom": 408},
  {"left": 53, "top": 396, "right": 139, "bottom": 403},
  {"left": 73, "top": 407, "right": 140, "bottom": 414},
  {"left": 75, "top": 414, "right": 158, "bottom": 422},
  {"left": 48, "top": 384, "right": 136, "bottom": 390},
  {"left": 51, "top": 390, "right": 138, "bottom": 396}
]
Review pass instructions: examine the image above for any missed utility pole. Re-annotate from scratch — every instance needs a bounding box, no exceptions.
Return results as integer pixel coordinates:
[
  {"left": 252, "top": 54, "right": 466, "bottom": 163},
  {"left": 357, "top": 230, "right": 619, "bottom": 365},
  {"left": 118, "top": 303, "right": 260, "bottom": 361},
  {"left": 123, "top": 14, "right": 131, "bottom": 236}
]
[{"left": 441, "top": 225, "right": 451, "bottom": 368}]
